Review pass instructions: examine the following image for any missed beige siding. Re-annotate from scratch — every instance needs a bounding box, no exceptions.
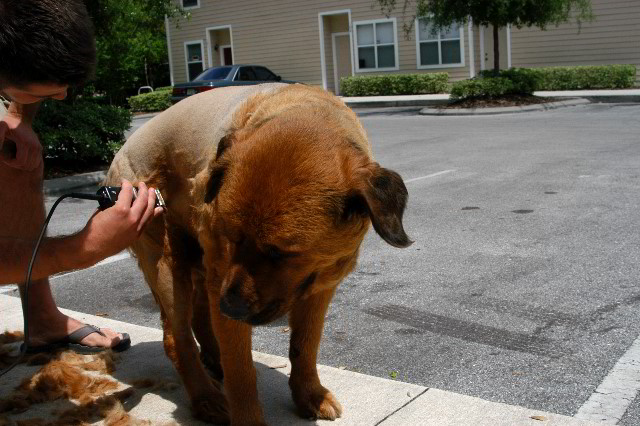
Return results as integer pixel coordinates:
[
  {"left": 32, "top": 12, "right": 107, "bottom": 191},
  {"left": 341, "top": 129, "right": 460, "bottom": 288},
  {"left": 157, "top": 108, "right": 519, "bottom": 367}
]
[
  {"left": 169, "top": 0, "right": 639, "bottom": 88},
  {"left": 511, "top": 0, "right": 640, "bottom": 83},
  {"left": 168, "top": 0, "right": 474, "bottom": 87}
]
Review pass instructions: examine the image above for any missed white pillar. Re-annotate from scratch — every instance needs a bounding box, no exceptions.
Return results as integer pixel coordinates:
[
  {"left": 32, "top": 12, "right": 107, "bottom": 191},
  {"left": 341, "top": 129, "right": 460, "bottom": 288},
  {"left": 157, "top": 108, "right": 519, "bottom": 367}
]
[
  {"left": 318, "top": 14, "right": 328, "bottom": 90},
  {"left": 479, "top": 25, "right": 485, "bottom": 71},
  {"left": 507, "top": 24, "right": 512, "bottom": 69},
  {"left": 165, "top": 15, "right": 174, "bottom": 86},
  {"left": 467, "top": 19, "right": 475, "bottom": 78}
]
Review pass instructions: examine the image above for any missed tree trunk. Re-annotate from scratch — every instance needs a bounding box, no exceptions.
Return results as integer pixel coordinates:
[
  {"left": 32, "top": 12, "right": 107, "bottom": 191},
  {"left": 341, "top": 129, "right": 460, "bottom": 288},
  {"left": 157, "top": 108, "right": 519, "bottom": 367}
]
[{"left": 493, "top": 24, "right": 500, "bottom": 75}]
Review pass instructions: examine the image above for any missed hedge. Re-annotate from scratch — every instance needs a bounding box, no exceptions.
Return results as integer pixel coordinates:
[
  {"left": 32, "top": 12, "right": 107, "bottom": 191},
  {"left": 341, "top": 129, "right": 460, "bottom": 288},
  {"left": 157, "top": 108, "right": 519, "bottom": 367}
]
[
  {"left": 127, "top": 86, "right": 172, "bottom": 112},
  {"left": 451, "top": 77, "right": 516, "bottom": 100},
  {"left": 33, "top": 100, "right": 131, "bottom": 164},
  {"left": 452, "top": 65, "right": 636, "bottom": 100},
  {"left": 526, "top": 65, "right": 636, "bottom": 90},
  {"left": 340, "top": 73, "right": 449, "bottom": 96},
  {"left": 452, "top": 68, "right": 539, "bottom": 100}
]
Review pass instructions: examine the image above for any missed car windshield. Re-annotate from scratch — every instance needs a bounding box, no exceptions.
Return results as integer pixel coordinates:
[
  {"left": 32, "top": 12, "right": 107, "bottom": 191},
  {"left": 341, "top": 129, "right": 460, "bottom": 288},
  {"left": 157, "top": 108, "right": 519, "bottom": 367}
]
[{"left": 194, "top": 67, "right": 232, "bottom": 81}]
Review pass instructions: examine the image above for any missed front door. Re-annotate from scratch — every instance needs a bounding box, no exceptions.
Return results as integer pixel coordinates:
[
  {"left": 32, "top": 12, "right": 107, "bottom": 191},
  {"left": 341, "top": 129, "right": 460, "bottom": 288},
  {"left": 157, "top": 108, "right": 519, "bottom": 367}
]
[
  {"left": 333, "top": 34, "right": 352, "bottom": 95},
  {"left": 221, "top": 46, "right": 233, "bottom": 65}
]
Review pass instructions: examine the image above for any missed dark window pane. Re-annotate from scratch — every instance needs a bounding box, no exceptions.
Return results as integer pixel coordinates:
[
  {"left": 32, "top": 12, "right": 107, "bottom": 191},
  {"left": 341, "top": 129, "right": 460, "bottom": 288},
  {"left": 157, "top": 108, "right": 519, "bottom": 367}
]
[
  {"left": 358, "top": 47, "right": 375, "bottom": 69},
  {"left": 194, "top": 66, "right": 232, "bottom": 81},
  {"left": 238, "top": 67, "right": 257, "bottom": 81},
  {"left": 182, "top": 0, "right": 198, "bottom": 7},
  {"left": 420, "top": 42, "right": 439, "bottom": 66},
  {"left": 187, "top": 44, "right": 202, "bottom": 61},
  {"left": 377, "top": 45, "right": 395, "bottom": 68},
  {"left": 441, "top": 40, "right": 461, "bottom": 64},
  {"left": 253, "top": 67, "right": 277, "bottom": 81},
  {"left": 188, "top": 62, "right": 203, "bottom": 81}
]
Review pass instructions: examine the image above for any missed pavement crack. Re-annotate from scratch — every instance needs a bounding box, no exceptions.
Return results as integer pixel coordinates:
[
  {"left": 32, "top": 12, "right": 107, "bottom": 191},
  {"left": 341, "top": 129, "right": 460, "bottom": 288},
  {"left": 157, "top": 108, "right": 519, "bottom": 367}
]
[{"left": 375, "top": 388, "right": 429, "bottom": 425}]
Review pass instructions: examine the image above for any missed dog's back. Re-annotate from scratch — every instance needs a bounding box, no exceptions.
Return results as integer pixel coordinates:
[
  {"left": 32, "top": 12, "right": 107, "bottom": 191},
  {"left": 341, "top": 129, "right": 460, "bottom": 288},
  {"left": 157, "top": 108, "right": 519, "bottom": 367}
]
[{"left": 107, "top": 83, "right": 290, "bottom": 186}]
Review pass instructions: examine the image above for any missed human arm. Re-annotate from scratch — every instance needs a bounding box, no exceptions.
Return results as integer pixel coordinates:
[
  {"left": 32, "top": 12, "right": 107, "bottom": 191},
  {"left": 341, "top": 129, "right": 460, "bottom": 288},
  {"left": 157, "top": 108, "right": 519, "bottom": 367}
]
[{"left": 0, "top": 181, "right": 164, "bottom": 284}]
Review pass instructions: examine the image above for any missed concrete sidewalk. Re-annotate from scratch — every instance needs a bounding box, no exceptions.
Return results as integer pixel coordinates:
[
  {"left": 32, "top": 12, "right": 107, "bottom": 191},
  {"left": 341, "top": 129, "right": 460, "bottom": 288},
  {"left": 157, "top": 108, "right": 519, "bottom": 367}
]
[
  {"left": 0, "top": 295, "right": 598, "bottom": 425},
  {"left": 342, "top": 89, "right": 640, "bottom": 108}
]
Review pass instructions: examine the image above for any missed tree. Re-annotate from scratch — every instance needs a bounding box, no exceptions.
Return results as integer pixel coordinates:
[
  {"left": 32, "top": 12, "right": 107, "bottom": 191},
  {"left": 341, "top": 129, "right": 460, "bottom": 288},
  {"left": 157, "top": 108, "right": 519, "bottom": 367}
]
[
  {"left": 83, "top": 0, "right": 188, "bottom": 105},
  {"left": 376, "top": 0, "right": 593, "bottom": 73}
]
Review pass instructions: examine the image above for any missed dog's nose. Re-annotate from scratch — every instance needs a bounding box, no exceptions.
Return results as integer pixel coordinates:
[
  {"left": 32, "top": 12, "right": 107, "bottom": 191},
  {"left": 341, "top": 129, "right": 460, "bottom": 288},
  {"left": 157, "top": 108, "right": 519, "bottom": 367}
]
[{"left": 220, "top": 292, "right": 250, "bottom": 320}]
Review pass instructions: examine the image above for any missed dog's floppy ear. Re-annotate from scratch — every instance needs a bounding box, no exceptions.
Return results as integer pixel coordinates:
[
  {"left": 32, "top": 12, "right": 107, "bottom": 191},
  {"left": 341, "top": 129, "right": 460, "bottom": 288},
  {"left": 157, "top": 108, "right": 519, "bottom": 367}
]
[
  {"left": 215, "top": 134, "right": 233, "bottom": 160},
  {"left": 204, "top": 164, "right": 226, "bottom": 203},
  {"left": 345, "top": 163, "right": 413, "bottom": 248},
  {"left": 204, "top": 134, "right": 234, "bottom": 203}
]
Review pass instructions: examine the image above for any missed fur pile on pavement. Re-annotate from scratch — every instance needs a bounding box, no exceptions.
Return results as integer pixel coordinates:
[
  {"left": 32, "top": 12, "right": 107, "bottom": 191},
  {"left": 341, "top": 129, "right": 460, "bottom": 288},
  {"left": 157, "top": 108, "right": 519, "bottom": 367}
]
[{"left": 0, "top": 331, "right": 177, "bottom": 426}]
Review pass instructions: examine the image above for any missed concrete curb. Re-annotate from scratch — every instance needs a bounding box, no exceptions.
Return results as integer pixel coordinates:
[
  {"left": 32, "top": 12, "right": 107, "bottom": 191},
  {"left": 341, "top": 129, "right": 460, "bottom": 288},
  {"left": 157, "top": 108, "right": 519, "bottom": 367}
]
[
  {"left": 43, "top": 169, "right": 106, "bottom": 195},
  {"left": 419, "top": 98, "right": 590, "bottom": 116},
  {"left": 132, "top": 112, "right": 160, "bottom": 120},
  {"left": 0, "top": 294, "right": 599, "bottom": 426}
]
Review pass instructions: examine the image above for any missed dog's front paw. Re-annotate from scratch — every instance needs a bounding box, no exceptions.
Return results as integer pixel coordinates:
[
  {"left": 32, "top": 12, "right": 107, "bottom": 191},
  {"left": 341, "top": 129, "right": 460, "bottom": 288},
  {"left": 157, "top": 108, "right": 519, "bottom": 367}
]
[
  {"left": 192, "top": 393, "right": 230, "bottom": 425},
  {"left": 290, "top": 382, "right": 343, "bottom": 421}
]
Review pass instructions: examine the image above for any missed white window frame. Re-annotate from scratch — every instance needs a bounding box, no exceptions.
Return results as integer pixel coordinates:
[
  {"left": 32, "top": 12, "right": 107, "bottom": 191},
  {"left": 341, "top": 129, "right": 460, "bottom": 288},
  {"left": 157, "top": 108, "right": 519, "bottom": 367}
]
[
  {"left": 184, "top": 40, "right": 204, "bottom": 82},
  {"left": 353, "top": 18, "right": 400, "bottom": 73},
  {"left": 181, "top": 0, "right": 200, "bottom": 10},
  {"left": 415, "top": 18, "right": 465, "bottom": 69}
]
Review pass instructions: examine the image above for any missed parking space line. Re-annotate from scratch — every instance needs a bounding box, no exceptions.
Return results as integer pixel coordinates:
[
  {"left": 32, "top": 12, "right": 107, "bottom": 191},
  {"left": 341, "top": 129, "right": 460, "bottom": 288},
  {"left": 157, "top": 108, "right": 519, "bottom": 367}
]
[
  {"left": 574, "top": 334, "right": 640, "bottom": 423},
  {"left": 404, "top": 169, "right": 456, "bottom": 184},
  {"left": 50, "top": 251, "right": 131, "bottom": 281}
]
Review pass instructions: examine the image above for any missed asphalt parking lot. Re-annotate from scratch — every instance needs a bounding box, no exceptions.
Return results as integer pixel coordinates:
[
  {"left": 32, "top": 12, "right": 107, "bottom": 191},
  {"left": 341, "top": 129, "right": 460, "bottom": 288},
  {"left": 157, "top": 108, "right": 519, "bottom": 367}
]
[{"left": 5, "top": 102, "right": 640, "bottom": 424}]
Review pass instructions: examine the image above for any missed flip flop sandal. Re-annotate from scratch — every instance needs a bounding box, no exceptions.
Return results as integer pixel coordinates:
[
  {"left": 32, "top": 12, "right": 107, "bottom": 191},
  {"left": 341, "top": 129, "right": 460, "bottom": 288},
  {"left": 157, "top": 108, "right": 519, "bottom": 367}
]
[{"left": 22, "top": 324, "right": 131, "bottom": 355}]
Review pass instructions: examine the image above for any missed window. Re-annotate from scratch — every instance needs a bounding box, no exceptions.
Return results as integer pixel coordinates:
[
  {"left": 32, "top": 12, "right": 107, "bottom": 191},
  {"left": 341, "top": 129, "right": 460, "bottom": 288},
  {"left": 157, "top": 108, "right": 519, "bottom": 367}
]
[
  {"left": 194, "top": 66, "right": 232, "bottom": 81},
  {"left": 253, "top": 67, "right": 278, "bottom": 81},
  {"left": 182, "top": 0, "right": 199, "bottom": 9},
  {"left": 353, "top": 19, "right": 398, "bottom": 72},
  {"left": 184, "top": 41, "right": 204, "bottom": 81},
  {"left": 236, "top": 67, "right": 257, "bottom": 81},
  {"left": 416, "top": 18, "right": 464, "bottom": 68}
]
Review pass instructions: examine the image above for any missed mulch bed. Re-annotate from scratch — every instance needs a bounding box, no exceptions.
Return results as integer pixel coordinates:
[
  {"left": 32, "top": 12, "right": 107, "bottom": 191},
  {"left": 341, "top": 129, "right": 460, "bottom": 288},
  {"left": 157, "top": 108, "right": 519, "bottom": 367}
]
[{"left": 440, "top": 94, "right": 556, "bottom": 109}]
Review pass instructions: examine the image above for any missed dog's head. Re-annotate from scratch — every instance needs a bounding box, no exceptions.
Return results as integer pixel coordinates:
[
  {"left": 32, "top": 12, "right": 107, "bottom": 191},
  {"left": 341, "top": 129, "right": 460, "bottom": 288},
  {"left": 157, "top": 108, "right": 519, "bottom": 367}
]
[{"left": 196, "top": 114, "right": 412, "bottom": 325}]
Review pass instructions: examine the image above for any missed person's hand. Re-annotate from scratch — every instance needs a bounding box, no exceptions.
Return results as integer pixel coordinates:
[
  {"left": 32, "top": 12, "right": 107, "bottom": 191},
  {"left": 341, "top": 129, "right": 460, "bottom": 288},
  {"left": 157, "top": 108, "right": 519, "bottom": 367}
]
[
  {"left": 79, "top": 180, "right": 164, "bottom": 265},
  {"left": 0, "top": 113, "right": 43, "bottom": 171}
]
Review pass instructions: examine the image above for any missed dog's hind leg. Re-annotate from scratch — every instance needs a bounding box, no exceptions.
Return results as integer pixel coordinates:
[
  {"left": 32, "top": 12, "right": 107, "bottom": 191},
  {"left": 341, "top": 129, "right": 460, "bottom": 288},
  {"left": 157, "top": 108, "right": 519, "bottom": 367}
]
[
  {"left": 191, "top": 268, "right": 223, "bottom": 382},
  {"left": 288, "top": 287, "right": 343, "bottom": 420}
]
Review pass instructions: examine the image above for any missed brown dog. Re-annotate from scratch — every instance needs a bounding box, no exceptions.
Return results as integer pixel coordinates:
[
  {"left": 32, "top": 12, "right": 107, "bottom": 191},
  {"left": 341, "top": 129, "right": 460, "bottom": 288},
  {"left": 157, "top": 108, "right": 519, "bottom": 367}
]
[{"left": 105, "top": 83, "right": 412, "bottom": 425}]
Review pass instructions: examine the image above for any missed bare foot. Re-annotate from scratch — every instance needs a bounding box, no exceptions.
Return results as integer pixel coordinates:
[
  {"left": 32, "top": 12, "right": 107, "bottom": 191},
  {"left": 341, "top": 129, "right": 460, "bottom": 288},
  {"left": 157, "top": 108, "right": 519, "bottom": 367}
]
[{"left": 28, "top": 310, "right": 125, "bottom": 349}]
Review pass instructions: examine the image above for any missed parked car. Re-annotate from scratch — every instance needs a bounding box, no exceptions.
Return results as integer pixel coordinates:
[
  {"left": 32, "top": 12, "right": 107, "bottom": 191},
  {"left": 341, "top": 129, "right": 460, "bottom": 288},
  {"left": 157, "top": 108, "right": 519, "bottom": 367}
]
[{"left": 171, "top": 65, "right": 295, "bottom": 103}]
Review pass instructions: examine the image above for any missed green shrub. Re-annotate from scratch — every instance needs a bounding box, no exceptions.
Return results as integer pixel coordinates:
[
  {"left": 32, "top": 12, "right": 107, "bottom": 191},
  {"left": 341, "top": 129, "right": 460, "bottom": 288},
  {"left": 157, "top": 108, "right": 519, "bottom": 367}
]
[
  {"left": 529, "top": 65, "right": 636, "bottom": 90},
  {"left": 341, "top": 73, "right": 449, "bottom": 96},
  {"left": 33, "top": 100, "right": 132, "bottom": 165},
  {"left": 478, "top": 68, "right": 541, "bottom": 95},
  {"left": 450, "top": 77, "right": 516, "bottom": 100},
  {"left": 127, "top": 89, "right": 172, "bottom": 112},
  {"left": 451, "top": 64, "right": 636, "bottom": 100}
]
